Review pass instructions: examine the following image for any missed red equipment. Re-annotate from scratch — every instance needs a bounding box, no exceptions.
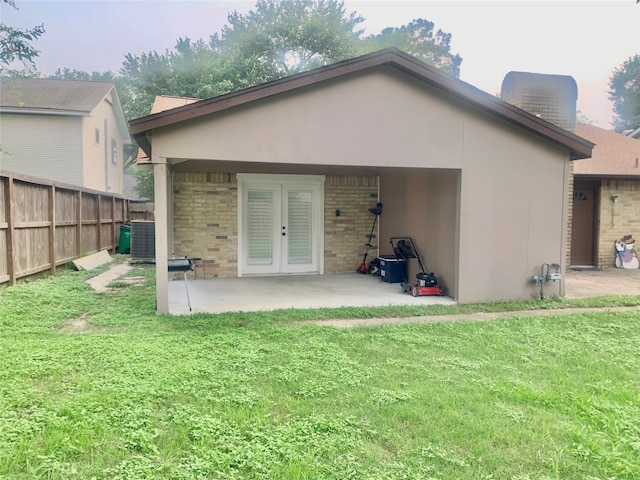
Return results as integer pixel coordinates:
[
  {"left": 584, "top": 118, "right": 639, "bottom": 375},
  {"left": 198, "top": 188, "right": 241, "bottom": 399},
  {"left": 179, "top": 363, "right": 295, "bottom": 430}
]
[{"left": 390, "top": 237, "right": 445, "bottom": 297}]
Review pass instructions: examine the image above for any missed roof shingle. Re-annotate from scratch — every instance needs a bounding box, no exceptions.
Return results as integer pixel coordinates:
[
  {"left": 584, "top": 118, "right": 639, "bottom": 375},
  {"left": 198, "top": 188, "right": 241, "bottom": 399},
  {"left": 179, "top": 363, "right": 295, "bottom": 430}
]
[
  {"left": 574, "top": 123, "right": 640, "bottom": 177},
  {"left": 0, "top": 77, "right": 114, "bottom": 114}
]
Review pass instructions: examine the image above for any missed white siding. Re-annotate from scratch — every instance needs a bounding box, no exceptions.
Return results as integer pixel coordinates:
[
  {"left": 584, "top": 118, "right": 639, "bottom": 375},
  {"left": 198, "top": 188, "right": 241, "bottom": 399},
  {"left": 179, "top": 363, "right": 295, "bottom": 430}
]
[{"left": 0, "top": 113, "right": 83, "bottom": 185}]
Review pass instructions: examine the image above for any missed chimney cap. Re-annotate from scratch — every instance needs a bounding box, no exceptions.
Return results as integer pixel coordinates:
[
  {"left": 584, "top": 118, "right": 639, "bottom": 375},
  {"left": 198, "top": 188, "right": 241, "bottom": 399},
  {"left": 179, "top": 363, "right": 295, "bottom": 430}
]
[{"left": 501, "top": 71, "right": 578, "bottom": 101}]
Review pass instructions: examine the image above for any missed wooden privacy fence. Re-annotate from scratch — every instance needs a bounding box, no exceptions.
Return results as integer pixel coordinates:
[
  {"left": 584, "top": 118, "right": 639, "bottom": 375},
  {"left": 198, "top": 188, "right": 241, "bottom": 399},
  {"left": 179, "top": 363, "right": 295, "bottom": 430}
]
[{"left": 0, "top": 171, "right": 130, "bottom": 285}]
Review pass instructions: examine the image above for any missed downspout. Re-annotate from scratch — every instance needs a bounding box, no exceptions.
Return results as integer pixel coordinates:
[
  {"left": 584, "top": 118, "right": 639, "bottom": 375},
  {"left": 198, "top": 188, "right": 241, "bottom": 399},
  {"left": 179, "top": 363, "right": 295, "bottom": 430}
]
[{"left": 104, "top": 119, "right": 109, "bottom": 191}]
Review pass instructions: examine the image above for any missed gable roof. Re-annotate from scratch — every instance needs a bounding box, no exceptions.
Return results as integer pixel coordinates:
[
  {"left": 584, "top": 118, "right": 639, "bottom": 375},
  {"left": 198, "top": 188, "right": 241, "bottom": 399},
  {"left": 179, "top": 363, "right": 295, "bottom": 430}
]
[
  {"left": 149, "top": 95, "right": 199, "bottom": 114},
  {"left": 129, "top": 48, "right": 593, "bottom": 161},
  {"left": 1, "top": 77, "right": 131, "bottom": 141},
  {"left": 574, "top": 123, "right": 640, "bottom": 177},
  {"left": 1, "top": 77, "right": 114, "bottom": 114},
  {"left": 137, "top": 95, "right": 200, "bottom": 162}
]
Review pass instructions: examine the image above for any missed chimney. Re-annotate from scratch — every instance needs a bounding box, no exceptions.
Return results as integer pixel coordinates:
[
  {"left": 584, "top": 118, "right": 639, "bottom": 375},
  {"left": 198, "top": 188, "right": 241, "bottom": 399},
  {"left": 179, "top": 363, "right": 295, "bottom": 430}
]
[{"left": 500, "top": 72, "right": 577, "bottom": 133}]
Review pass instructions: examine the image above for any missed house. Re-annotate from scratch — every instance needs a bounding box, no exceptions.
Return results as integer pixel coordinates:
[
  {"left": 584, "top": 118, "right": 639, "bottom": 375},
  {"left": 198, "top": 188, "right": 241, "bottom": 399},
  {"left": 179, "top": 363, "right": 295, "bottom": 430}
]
[
  {"left": 624, "top": 126, "right": 640, "bottom": 139},
  {"left": 570, "top": 123, "right": 640, "bottom": 268},
  {"left": 129, "top": 48, "right": 593, "bottom": 313},
  {"left": 0, "top": 78, "right": 130, "bottom": 194}
]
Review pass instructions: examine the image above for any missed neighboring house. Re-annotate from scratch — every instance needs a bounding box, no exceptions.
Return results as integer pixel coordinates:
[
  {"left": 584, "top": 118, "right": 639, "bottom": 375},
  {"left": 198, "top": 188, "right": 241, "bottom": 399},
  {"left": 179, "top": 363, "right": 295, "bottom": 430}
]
[
  {"left": 136, "top": 95, "right": 200, "bottom": 163},
  {"left": 0, "top": 78, "right": 130, "bottom": 194},
  {"left": 130, "top": 48, "right": 593, "bottom": 312},
  {"left": 570, "top": 123, "right": 640, "bottom": 268}
]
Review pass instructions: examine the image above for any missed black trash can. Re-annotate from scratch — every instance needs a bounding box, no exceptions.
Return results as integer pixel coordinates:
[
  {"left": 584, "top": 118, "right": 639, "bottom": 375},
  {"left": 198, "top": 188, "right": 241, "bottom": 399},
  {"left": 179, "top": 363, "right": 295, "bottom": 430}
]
[
  {"left": 118, "top": 224, "right": 131, "bottom": 254},
  {"left": 379, "top": 255, "right": 406, "bottom": 283}
]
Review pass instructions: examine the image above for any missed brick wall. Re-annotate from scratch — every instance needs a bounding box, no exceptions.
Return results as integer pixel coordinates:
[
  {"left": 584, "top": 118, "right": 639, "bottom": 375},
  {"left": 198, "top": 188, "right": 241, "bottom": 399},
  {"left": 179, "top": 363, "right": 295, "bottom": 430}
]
[
  {"left": 596, "top": 180, "right": 640, "bottom": 268},
  {"left": 172, "top": 172, "right": 379, "bottom": 278},
  {"left": 173, "top": 172, "right": 238, "bottom": 278},
  {"left": 324, "top": 176, "right": 379, "bottom": 273},
  {"left": 565, "top": 161, "right": 574, "bottom": 270}
]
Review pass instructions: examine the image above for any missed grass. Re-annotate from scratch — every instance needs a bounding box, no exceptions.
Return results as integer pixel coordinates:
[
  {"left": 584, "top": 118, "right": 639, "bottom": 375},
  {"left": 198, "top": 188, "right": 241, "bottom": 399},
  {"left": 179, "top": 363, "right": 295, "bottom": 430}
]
[{"left": 0, "top": 265, "right": 639, "bottom": 479}]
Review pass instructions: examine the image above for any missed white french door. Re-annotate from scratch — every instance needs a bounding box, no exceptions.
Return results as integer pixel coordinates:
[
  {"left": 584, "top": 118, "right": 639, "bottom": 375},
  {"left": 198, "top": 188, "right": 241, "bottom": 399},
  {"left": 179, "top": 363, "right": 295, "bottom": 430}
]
[{"left": 238, "top": 174, "right": 325, "bottom": 276}]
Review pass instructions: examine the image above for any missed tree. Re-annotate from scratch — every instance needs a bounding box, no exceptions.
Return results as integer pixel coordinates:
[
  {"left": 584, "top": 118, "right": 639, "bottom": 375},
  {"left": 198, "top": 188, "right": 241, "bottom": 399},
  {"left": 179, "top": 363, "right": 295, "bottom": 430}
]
[
  {"left": 576, "top": 110, "right": 593, "bottom": 125},
  {"left": 362, "top": 18, "right": 462, "bottom": 77},
  {"left": 609, "top": 54, "right": 640, "bottom": 132},
  {"left": 48, "top": 68, "right": 114, "bottom": 82},
  {"left": 120, "top": 0, "right": 463, "bottom": 122},
  {"left": 133, "top": 169, "right": 154, "bottom": 201},
  {"left": 212, "top": 0, "right": 364, "bottom": 78},
  {"left": 0, "top": 0, "right": 45, "bottom": 76}
]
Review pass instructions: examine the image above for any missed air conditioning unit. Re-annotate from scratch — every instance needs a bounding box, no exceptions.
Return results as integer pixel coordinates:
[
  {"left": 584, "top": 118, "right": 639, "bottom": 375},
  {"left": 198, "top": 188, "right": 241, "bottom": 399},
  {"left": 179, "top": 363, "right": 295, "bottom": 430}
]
[{"left": 131, "top": 220, "right": 155, "bottom": 261}]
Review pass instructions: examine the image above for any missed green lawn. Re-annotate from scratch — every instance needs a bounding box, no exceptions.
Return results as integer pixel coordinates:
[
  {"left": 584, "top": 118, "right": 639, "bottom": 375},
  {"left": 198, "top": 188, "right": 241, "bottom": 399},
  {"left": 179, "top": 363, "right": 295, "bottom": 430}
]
[{"left": 1, "top": 265, "right": 639, "bottom": 479}]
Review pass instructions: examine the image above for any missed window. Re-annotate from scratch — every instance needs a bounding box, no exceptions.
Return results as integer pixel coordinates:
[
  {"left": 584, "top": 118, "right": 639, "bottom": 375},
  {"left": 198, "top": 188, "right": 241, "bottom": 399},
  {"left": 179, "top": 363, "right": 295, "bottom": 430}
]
[
  {"left": 111, "top": 139, "right": 117, "bottom": 165},
  {"left": 95, "top": 128, "right": 100, "bottom": 145}
]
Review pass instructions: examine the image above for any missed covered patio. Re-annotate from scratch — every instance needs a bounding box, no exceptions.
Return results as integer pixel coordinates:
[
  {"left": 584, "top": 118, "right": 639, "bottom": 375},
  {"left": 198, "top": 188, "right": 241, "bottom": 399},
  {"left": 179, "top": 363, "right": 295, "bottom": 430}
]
[
  {"left": 129, "top": 49, "right": 593, "bottom": 313},
  {"left": 168, "top": 273, "right": 457, "bottom": 315}
]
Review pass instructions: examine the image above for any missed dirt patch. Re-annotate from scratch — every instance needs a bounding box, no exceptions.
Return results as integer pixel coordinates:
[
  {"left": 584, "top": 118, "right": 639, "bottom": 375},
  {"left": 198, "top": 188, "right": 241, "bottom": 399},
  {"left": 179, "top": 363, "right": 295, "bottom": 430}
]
[
  {"left": 58, "top": 314, "right": 107, "bottom": 334},
  {"left": 58, "top": 315, "right": 89, "bottom": 333}
]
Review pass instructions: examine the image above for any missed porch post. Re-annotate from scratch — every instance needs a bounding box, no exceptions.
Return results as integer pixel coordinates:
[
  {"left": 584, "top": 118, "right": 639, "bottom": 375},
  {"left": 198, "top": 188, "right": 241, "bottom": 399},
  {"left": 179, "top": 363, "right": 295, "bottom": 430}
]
[{"left": 154, "top": 160, "right": 169, "bottom": 313}]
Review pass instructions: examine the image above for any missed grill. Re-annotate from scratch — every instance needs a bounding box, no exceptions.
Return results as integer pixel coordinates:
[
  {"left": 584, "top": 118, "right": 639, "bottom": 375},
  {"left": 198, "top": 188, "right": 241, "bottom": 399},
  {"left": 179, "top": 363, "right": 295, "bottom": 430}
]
[{"left": 168, "top": 257, "right": 195, "bottom": 312}]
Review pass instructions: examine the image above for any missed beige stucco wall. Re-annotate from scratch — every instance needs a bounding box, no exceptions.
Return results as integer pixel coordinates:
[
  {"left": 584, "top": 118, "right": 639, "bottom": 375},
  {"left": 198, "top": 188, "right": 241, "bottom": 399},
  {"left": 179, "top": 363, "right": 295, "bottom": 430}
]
[
  {"left": 379, "top": 168, "right": 460, "bottom": 298},
  {"left": 596, "top": 179, "right": 640, "bottom": 268},
  {"left": 150, "top": 67, "right": 571, "bottom": 303},
  {"left": 82, "top": 96, "right": 126, "bottom": 194}
]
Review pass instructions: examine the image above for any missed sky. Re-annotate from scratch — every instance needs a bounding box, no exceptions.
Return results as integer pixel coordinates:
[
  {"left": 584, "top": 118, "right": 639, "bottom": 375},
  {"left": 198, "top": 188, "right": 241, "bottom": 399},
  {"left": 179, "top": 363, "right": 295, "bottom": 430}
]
[{"left": 2, "top": 0, "right": 639, "bottom": 128}]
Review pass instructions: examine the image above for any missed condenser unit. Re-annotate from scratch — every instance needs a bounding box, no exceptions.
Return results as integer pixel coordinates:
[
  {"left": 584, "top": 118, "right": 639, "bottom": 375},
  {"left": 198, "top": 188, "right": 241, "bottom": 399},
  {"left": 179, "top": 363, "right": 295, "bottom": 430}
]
[{"left": 131, "top": 220, "right": 155, "bottom": 261}]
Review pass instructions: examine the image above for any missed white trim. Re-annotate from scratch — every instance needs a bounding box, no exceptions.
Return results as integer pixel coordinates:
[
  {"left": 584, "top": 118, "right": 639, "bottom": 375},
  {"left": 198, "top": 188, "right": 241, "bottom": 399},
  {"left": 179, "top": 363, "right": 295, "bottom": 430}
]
[{"left": 237, "top": 174, "right": 325, "bottom": 277}]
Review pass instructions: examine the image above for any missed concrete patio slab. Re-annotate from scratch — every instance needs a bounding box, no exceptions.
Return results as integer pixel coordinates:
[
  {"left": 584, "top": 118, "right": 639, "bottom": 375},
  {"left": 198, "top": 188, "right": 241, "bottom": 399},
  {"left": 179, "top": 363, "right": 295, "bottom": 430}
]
[
  {"left": 164, "top": 267, "right": 640, "bottom": 315},
  {"left": 168, "top": 273, "right": 456, "bottom": 315}
]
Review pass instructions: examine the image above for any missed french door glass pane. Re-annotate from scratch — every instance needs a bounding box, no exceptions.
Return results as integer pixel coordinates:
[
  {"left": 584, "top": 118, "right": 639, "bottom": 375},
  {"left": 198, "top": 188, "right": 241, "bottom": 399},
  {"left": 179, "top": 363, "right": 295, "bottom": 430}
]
[
  {"left": 287, "top": 191, "right": 312, "bottom": 264},
  {"left": 247, "top": 190, "right": 273, "bottom": 265}
]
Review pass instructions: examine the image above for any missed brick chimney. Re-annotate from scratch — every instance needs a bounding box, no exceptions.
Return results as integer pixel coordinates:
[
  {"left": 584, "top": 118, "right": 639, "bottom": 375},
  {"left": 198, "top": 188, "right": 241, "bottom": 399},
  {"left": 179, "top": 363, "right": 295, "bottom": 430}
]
[{"left": 500, "top": 72, "right": 577, "bottom": 133}]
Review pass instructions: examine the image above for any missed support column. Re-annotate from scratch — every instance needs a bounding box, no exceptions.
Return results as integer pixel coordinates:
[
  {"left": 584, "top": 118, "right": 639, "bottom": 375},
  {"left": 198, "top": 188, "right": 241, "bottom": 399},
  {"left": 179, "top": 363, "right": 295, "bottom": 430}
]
[{"left": 154, "top": 161, "right": 169, "bottom": 313}]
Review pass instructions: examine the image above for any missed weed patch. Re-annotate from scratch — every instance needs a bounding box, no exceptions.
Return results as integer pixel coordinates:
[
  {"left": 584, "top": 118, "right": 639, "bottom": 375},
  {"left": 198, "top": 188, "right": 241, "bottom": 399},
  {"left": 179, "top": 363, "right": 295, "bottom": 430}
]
[{"left": 1, "top": 268, "right": 640, "bottom": 478}]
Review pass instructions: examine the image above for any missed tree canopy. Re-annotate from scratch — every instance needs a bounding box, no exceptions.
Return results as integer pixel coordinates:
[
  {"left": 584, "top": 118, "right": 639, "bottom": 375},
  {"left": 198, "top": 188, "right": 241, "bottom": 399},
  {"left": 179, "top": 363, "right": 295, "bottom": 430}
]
[
  {"left": 362, "top": 18, "right": 462, "bottom": 77},
  {"left": 0, "top": 0, "right": 45, "bottom": 76},
  {"left": 118, "top": 0, "right": 463, "bottom": 123},
  {"left": 609, "top": 54, "right": 640, "bottom": 132}
]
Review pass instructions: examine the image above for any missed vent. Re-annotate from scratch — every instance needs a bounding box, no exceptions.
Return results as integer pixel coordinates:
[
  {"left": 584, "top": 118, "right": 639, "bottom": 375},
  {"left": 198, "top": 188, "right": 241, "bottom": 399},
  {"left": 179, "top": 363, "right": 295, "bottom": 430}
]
[{"left": 131, "top": 220, "right": 155, "bottom": 260}]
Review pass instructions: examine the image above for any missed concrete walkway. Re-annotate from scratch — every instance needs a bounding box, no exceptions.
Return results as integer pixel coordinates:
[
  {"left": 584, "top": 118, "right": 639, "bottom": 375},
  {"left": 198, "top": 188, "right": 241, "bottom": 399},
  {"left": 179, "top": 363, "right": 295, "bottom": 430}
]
[
  {"left": 301, "top": 305, "right": 640, "bottom": 328},
  {"left": 564, "top": 267, "right": 640, "bottom": 298},
  {"left": 86, "top": 263, "right": 132, "bottom": 292}
]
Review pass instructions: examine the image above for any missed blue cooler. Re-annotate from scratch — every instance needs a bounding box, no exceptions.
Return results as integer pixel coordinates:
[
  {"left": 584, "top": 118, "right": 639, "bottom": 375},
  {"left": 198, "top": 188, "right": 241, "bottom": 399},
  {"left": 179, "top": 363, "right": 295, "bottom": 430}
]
[{"left": 379, "top": 255, "right": 406, "bottom": 283}]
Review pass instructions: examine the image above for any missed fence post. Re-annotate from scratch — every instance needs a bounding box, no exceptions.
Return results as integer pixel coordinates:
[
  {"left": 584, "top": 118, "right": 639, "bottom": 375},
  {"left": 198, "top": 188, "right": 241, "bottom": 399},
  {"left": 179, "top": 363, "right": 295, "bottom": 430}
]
[
  {"left": 97, "top": 194, "right": 102, "bottom": 252},
  {"left": 76, "top": 191, "right": 82, "bottom": 257},
  {"left": 111, "top": 196, "right": 116, "bottom": 252},
  {"left": 49, "top": 184, "right": 56, "bottom": 275},
  {"left": 6, "top": 175, "right": 16, "bottom": 285}
]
